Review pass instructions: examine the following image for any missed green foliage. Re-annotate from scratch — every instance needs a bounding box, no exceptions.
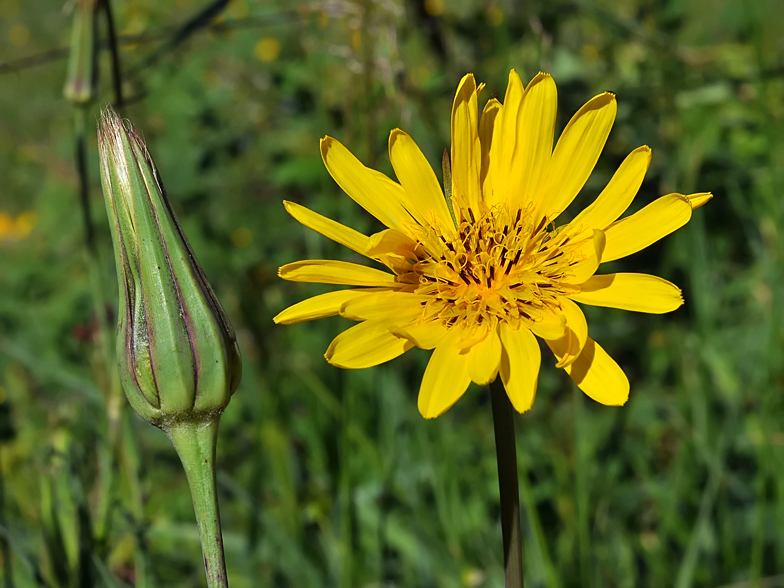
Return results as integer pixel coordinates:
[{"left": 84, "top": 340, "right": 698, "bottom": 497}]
[{"left": 0, "top": 0, "right": 783, "bottom": 586}]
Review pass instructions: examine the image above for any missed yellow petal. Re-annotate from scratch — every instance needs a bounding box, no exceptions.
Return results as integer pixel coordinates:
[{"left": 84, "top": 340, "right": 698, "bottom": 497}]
[
  {"left": 283, "top": 201, "right": 370, "bottom": 255},
  {"left": 564, "top": 337, "right": 629, "bottom": 406},
  {"left": 418, "top": 331, "right": 472, "bottom": 419},
  {"left": 340, "top": 290, "right": 427, "bottom": 321},
  {"left": 602, "top": 193, "right": 697, "bottom": 262},
  {"left": 562, "top": 229, "right": 605, "bottom": 284},
  {"left": 279, "top": 260, "right": 399, "bottom": 287},
  {"left": 493, "top": 70, "right": 525, "bottom": 205},
  {"left": 686, "top": 192, "right": 712, "bottom": 209},
  {"left": 570, "top": 273, "right": 683, "bottom": 313},
  {"left": 320, "top": 136, "right": 416, "bottom": 234},
  {"left": 509, "top": 73, "right": 557, "bottom": 210},
  {"left": 390, "top": 319, "right": 449, "bottom": 350},
  {"left": 498, "top": 323, "right": 540, "bottom": 413},
  {"left": 466, "top": 329, "right": 502, "bottom": 385},
  {"left": 451, "top": 73, "right": 482, "bottom": 213},
  {"left": 366, "top": 228, "right": 417, "bottom": 257},
  {"left": 325, "top": 321, "right": 413, "bottom": 369},
  {"left": 537, "top": 92, "right": 617, "bottom": 222},
  {"left": 545, "top": 298, "right": 588, "bottom": 368},
  {"left": 273, "top": 289, "right": 377, "bottom": 325},
  {"left": 524, "top": 307, "right": 567, "bottom": 340},
  {"left": 388, "top": 129, "right": 455, "bottom": 233},
  {"left": 566, "top": 146, "right": 651, "bottom": 235},
  {"left": 366, "top": 229, "right": 418, "bottom": 273},
  {"left": 479, "top": 98, "right": 503, "bottom": 207}
]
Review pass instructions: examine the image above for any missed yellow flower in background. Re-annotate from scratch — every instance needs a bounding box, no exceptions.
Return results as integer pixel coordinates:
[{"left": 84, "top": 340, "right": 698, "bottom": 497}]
[
  {"left": 0, "top": 210, "right": 37, "bottom": 241},
  {"left": 275, "top": 70, "right": 711, "bottom": 419},
  {"left": 255, "top": 37, "right": 281, "bottom": 62}
]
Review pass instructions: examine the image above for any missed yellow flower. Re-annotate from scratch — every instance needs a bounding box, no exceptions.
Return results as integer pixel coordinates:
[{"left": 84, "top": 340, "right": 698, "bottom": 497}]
[{"left": 275, "top": 70, "right": 711, "bottom": 419}]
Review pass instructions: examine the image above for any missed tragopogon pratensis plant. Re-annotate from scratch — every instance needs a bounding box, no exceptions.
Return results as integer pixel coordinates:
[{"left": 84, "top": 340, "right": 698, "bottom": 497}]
[{"left": 275, "top": 70, "right": 710, "bottom": 586}]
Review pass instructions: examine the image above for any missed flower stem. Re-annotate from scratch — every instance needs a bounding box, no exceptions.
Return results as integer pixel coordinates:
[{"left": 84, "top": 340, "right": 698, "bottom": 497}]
[
  {"left": 166, "top": 418, "right": 229, "bottom": 588},
  {"left": 490, "top": 379, "right": 524, "bottom": 588}
]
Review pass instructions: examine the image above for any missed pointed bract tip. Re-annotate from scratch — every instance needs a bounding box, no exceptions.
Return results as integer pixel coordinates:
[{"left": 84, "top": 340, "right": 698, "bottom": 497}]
[{"left": 97, "top": 106, "right": 122, "bottom": 147}]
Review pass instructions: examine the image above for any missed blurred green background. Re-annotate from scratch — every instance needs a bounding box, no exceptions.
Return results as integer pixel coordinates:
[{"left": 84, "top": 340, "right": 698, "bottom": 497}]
[{"left": 1, "top": 0, "right": 783, "bottom": 586}]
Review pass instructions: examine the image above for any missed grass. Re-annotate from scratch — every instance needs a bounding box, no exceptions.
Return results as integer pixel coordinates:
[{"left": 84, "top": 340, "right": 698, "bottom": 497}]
[{"left": 1, "top": 0, "right": 784, "bottom": 586}]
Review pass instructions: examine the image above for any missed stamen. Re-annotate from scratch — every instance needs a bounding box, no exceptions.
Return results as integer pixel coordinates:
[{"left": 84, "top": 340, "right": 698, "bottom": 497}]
[{"left": 400, "top": 204, "right": 582, "bottom": 332}]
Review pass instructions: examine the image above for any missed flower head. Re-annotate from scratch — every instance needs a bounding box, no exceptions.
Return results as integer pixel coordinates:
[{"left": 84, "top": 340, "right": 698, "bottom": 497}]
[
  {"left": 98, "top": 108, "right": 242, "bottom": 427},
  {"left": 275, "top": 71, "right": 710, "bottom": 419}
]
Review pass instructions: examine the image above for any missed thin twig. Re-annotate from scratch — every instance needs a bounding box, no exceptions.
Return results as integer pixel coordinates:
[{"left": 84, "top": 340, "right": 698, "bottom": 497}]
[
  {"left": 126, "top": 0, "right": 231, "bottom": 76},
  {"left": 0, "top": 12, "right": 300, "bottom": 75},
  {"left": 99, "top": 0, "right": 124, "bottom": 108}
]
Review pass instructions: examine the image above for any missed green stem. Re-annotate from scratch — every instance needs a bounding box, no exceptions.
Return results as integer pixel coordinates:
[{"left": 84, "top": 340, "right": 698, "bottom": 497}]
[
  {"left": 166, "top": 418, "right": 229, "bottom": 588},
  {"left": 574, "top": 388, "right": 590, "bottom": 587},
  {"left": 338, "top": 370, "right": 353, "bottom": 588},
  {"left": 0, "top": 448, "right": 13, "bottom": 588},
  {"left": 490, "top": 379, "right": 524, "bottom": 588}
]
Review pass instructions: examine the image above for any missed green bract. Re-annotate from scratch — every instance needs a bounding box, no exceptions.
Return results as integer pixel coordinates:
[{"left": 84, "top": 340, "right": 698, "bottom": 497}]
[{"left": 97, "top": 108, "right": 242, "bottom": 427}]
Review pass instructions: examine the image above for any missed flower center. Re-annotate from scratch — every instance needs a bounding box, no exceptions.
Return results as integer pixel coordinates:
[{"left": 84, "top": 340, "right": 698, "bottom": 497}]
[{"left": 399, "top": 205, "right": 585, "bottom": 332}]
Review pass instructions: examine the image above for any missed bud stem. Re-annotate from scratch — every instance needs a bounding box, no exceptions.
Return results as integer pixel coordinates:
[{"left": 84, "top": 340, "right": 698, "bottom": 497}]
[{"left": 166, "top": 418, "right": 229, "bottom": 588}]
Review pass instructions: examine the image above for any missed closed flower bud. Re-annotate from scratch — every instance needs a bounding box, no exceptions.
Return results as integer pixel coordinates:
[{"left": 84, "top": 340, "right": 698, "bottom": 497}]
[
  {"left": 63, "top": 0, "right": 97, "bottom": 105},
  {"left": 97, "top": 108, "right": 242, "bottom": 428}
]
